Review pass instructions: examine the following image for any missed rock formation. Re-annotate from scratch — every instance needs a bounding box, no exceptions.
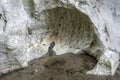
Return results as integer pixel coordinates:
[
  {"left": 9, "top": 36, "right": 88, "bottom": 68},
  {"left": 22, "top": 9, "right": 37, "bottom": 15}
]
[{"left": 0, "top": 0, "right": 119, "bottom": 76}]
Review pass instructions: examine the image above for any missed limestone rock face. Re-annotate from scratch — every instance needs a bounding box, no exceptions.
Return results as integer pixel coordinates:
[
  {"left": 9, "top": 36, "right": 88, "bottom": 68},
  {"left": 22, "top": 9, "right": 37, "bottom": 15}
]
[{"left": 0, "top": 0, "right": 119, "bottom": 76}]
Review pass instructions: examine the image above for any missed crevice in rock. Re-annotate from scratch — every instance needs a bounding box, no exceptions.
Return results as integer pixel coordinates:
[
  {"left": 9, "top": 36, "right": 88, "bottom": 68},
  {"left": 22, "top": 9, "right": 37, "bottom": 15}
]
[{"left": 22, "top": 0, "right": 35, "bottom": 18}]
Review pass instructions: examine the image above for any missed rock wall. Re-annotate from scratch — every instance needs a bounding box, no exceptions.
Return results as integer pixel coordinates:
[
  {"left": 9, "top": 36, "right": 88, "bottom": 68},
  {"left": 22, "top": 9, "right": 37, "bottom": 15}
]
[{"left": 0, "top": 0, "right": 119, "bottom": 76}]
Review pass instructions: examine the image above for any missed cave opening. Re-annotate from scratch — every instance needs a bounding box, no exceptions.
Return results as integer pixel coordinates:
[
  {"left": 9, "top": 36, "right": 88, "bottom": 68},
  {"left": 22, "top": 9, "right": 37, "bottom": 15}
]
[
  {"left": 29, "top": 6, "right": 103, "bottom": 59},
  {"left": 39, "top": 7, "right": 101, "bottom": 56}
]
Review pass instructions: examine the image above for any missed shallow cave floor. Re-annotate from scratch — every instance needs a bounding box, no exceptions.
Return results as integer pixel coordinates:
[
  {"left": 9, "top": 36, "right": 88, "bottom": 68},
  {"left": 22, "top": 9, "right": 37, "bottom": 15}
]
[{"left": 0, "top": 53, "right": 120, "bottom": 80}]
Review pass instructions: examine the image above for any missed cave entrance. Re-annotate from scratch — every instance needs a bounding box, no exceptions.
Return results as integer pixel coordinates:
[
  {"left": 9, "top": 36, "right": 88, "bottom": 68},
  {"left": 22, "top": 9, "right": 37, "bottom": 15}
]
[{"left": 40, "top": 7, "right": 101, "bottom": 56}]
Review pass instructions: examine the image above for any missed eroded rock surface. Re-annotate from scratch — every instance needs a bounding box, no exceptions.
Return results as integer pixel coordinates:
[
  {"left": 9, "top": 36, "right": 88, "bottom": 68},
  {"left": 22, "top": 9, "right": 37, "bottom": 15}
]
[
  {"left": 0, "top": 0, "right": 119, "bottom": 76},
  {"left": 0, "top": 54, "right": 120, "bottom": 80},
  {"left": 0, "top": 53, "right": 97, "bottom": 80}
]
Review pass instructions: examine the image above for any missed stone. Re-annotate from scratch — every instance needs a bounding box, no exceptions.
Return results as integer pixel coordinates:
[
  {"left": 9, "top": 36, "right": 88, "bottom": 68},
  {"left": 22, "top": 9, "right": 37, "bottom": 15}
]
[{"left": 0, "top": 0, "right": 119, "bottom": 76}]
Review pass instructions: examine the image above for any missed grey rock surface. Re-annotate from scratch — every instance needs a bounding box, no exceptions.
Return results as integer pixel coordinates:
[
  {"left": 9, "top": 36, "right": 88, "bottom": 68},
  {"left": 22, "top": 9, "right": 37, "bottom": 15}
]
[
  {"left": 0, "top": 0, "right": 119, "bottom": 75},
  {"left": 0, "top": 53, "right": 120, "bottom": 80}
]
